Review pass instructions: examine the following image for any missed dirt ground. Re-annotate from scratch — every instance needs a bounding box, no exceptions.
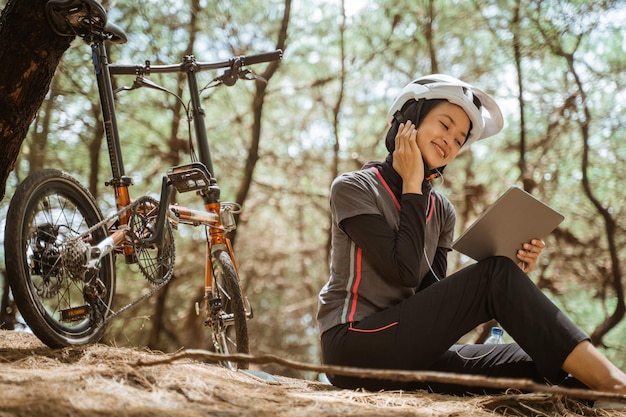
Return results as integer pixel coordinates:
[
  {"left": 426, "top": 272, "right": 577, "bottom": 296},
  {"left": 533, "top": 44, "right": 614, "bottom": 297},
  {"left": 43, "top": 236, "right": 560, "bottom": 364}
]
[{"left": 0, "top": 330, "right": 624, "bottom": 417}]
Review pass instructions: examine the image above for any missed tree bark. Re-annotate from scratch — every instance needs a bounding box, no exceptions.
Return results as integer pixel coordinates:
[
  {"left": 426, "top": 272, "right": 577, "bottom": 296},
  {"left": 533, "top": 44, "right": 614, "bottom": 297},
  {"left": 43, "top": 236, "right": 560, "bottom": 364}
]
[
  {"left": 512, "top": 0, "right": 531, "bottom": 192},
  {"left": 0, "top": 0, "right": 72, "bottom": 201}
]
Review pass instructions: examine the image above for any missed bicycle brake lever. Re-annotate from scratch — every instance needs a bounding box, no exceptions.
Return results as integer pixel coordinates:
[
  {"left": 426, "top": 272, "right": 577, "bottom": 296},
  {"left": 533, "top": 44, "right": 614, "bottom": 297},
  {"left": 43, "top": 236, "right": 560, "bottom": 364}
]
[
  {"left": 240, "top": 71, "right": 268, "bottom": 85},
  {"left": 113, "top": 77, "right": 172, "bottom": 95},
  {"left": 134, "top": 77, "right": 172, "bottom": 94},
  {"left": 113, "top": 85, "right": 136, "bottom": 94},
  {"left": 113, "top": 78, "right": 148, "bottom": 94}
]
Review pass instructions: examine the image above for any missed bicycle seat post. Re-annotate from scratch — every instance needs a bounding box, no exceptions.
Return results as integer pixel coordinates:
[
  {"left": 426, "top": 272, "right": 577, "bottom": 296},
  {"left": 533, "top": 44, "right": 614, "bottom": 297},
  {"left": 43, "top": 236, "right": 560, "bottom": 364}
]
[{"left": 182, "top": 55, "right": 215, "bottom": 178}]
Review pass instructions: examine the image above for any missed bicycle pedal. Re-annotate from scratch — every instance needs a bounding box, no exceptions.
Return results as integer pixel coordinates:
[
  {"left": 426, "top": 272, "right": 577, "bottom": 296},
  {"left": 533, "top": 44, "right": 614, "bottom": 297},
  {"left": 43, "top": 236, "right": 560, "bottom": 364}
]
[
  {"left": 60, "top": 304, "right": 91, "bottom": 322},
  {"left": 166, "top": 162, "right": 212, "bottom": 193}
]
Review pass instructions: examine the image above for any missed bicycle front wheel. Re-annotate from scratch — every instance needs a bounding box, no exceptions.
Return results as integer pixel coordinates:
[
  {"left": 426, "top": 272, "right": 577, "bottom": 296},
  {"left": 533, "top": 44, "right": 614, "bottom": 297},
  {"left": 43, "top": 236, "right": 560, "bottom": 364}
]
[
  {"left": 4, "top": 169, "right": 116, "bottom": 347},
  {"left": 210, "top": 249, "right": 249, "bottom": 369}
]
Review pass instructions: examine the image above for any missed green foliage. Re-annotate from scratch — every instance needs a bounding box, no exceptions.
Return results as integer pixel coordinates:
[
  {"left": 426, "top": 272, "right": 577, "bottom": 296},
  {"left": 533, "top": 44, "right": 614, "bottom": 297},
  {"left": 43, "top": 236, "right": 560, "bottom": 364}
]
[
  {"left": 549, "top": 283, "right": 626, "bottom": 370},
  {"left": 1, "top": 0, "right": 625, "bottom": 375}
]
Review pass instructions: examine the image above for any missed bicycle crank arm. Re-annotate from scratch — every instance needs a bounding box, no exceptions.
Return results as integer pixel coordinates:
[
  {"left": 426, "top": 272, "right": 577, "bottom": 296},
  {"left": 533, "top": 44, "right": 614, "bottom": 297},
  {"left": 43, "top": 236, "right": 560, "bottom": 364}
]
[{"left": 142, "top": 176, "right": 173, "bottom": 247}]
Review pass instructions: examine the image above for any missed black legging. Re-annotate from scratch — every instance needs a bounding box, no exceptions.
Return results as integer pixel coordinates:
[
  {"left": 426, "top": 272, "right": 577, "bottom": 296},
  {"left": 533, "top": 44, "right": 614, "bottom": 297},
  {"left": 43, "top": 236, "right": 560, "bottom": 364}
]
[{"left": 321, "top": 256, "right": 589, "bottom": 394}]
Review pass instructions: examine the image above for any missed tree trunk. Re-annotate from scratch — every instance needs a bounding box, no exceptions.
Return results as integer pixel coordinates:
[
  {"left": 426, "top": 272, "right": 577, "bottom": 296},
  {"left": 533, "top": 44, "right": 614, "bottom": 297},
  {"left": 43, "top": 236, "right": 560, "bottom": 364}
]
[
  {"left": 231, "top": 0, "right": 291, "bottom": 246},
  {"left": 0, "top": 0, "right": 72, "bottom": 201},
  {"left": 326, "top": 0, "right": 346, "bottom": 265},
  {"left": 26, "top": 75, "right": 60, "bottom": 176},
  {"left": 425, "top": 0, "right": 438, "bottom": 74},
  {"left": 512, "top": 0, "right": 532, "bottom": 192}
]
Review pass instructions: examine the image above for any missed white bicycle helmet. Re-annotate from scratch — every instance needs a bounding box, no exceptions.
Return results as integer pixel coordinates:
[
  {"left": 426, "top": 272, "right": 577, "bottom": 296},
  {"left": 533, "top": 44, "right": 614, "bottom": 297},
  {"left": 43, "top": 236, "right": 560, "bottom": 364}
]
[{"left": 386, "top": 74, "right": 504, "bottom": 147}]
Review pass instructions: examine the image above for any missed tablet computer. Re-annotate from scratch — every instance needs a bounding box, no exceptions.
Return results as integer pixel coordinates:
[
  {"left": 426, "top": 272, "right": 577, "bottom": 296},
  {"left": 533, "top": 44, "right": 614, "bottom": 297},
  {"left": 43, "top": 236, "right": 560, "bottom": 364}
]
[{"left": 452, "top": 186, "right": 564, "bottom": 262}]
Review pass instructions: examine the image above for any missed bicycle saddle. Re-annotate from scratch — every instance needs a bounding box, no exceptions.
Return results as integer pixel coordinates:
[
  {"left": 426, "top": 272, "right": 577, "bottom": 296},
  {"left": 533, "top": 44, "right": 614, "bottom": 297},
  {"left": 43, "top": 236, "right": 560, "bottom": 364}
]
[{"left": 45, "top": 0, "right": 127, "bottom": 44}]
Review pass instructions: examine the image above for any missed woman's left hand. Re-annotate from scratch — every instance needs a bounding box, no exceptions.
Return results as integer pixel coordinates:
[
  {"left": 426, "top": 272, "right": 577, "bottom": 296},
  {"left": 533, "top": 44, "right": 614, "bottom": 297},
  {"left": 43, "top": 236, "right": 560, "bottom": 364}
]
[{"left": 517, "top": 239, "right": 545, "bottom": 273}]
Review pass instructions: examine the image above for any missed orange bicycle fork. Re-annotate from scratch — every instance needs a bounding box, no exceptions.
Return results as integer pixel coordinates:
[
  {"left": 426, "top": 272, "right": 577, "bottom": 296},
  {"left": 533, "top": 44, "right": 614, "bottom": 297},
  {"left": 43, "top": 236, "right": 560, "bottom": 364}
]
[
  {"left": 200, "top": 200, "right": 246, "bottom": 323},
  {"left": 162, "top": 177, "right": 251, "bottom": 323}
]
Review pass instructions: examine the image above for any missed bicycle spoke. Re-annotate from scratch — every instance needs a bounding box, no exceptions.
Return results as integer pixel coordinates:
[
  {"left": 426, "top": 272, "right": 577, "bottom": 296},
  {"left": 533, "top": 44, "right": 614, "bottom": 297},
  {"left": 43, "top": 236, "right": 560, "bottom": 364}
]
[{"left": 5, "top": 169, "right": 116, "bottom": 347}]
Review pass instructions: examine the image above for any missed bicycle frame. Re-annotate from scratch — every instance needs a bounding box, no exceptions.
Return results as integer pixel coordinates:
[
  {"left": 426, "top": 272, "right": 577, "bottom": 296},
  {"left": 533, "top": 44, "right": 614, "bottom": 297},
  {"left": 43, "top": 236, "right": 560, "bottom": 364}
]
[{"left": 88, "top": 30, "right": 280, "bottom": 329}]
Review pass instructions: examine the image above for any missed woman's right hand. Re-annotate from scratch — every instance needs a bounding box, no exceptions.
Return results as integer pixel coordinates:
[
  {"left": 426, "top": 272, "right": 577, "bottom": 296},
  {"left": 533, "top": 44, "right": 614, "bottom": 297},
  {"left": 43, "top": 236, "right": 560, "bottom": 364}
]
[{"left": 393, "top": 121, "right": 424, "bottom": 194}]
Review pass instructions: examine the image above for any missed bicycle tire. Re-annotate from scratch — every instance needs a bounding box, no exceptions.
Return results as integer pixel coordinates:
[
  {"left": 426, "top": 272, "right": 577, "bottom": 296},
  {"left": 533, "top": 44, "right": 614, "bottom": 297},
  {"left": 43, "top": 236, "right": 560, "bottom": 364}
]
[
  {"left": 210, "top": 249, "right": 249, "bottom": 369},
  {"left": 4, "top": 169, "right": 116, "bottom": 348}
]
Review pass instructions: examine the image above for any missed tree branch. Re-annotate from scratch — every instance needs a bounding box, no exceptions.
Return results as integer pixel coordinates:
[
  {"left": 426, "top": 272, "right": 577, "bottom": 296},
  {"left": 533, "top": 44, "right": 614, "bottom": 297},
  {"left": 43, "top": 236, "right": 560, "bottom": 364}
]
[{"left": 134, "top": 349, "right": 626, "bottom": 404}]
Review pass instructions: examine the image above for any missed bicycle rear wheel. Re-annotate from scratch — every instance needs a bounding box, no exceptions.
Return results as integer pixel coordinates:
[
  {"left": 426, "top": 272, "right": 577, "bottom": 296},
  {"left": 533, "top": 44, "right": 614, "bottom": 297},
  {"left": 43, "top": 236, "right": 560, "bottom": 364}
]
[
  {"left": 210, "top": 249, "right": 249, "bottom": 369},
  {"left": 4, "top": 169, "right": 116, "bottom": 347}
]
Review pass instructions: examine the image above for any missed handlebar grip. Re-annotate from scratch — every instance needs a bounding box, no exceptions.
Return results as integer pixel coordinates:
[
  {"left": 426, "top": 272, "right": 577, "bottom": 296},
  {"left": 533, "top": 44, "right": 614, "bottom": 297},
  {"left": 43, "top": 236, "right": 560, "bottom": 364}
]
[{"left": 240, "top": 50, "right": 283, "bottom": 66}]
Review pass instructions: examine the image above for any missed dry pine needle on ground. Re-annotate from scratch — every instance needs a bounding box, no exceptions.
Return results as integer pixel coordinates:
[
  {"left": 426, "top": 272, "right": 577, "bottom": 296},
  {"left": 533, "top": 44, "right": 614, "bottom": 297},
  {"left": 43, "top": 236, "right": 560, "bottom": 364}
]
[{"left": 0, "top": 330, "right": 624, "bottom": 417}]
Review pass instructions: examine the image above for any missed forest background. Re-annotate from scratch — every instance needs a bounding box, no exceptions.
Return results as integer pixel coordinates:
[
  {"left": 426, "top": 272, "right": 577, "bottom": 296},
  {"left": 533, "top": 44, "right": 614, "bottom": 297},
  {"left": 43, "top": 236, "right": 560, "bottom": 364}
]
[{"left": 0, "top": 0, "right": 625, "bottom": 379}]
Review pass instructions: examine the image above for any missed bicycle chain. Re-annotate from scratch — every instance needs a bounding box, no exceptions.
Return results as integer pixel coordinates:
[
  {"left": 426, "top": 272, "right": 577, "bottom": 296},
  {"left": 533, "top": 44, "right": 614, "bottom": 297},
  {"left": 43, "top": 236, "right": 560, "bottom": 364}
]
[
  {"left": 73, "top": 198, "right": 176, "bottom": 326},
  {"left": 100, "top": 272, "right": 173, "bottom": 326},
  {"left": 79, "top": 198, "right": 140, "bottom": 242}
]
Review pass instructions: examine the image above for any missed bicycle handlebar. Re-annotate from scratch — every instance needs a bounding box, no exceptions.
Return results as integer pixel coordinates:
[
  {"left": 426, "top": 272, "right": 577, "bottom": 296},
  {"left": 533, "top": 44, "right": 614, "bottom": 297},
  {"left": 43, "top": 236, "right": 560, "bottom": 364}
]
[{"left": 108, "top": 50, "right": 283, "bottom": 76}]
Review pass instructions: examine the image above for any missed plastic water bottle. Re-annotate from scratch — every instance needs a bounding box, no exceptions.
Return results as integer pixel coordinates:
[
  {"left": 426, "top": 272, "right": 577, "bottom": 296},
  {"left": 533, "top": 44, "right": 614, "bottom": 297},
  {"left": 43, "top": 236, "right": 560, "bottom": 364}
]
[{"left": 485, "top": 326, "right": 505, "bottom": 344}]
